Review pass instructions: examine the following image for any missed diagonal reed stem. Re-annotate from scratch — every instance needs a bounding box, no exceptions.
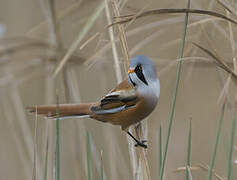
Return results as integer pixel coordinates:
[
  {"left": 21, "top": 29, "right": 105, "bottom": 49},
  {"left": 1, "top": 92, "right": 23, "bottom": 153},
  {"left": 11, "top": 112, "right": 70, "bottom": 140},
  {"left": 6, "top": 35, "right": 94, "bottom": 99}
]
[
  {"left": 53, "top": 1, "right": 105, "bottom": 77},
  {"left": 159, "top": 0, "right": 190, "bottom": 179}
]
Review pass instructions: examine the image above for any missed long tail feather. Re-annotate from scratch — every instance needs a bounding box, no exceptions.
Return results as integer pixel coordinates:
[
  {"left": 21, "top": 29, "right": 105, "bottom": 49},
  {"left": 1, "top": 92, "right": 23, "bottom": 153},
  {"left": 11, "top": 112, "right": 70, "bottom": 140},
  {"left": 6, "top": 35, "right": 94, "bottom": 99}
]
[{"left": 26, "top": 103, "right": 94, "bottom": 119}]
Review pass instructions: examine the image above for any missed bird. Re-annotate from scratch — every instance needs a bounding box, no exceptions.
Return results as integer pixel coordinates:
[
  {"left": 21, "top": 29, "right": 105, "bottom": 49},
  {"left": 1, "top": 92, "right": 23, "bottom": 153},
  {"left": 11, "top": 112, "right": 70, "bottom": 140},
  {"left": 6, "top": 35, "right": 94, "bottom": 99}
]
[{"left": 27, "top": 55, "right": 160, "bottom": 148}]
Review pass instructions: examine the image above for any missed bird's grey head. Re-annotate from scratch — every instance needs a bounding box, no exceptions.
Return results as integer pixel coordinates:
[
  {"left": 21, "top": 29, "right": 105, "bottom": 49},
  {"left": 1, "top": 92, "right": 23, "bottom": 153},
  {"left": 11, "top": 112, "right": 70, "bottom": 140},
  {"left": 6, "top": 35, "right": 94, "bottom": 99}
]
[{"left": 128, "top": 55, "right": 158, "bottom": 87}]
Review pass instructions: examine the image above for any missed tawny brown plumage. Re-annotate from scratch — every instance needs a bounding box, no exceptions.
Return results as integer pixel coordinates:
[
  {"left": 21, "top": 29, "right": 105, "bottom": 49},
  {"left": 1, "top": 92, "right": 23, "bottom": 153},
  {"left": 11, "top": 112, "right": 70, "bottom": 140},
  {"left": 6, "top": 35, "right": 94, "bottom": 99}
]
[
  {"left": 28, "top": 103, "right": 94, "bottom": 118},
  {"left": 27, "top": 55, "right": 160, "bottom": 148},
  {"left": 28, "top": 79, "right": 153, "bottom": 130}
]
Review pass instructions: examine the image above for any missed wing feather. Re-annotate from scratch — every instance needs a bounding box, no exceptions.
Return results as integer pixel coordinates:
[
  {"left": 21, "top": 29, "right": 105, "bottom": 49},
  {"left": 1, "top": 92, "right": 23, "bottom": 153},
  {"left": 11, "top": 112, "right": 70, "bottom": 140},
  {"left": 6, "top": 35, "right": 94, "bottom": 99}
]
[{"left": 91, "top": 79, "right": 138, "bottom": 115}]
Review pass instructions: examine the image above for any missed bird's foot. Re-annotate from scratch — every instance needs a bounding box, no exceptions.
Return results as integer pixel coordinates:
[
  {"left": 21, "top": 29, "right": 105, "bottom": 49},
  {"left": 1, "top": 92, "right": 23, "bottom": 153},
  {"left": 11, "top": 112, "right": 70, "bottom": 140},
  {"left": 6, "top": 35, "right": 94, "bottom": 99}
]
[{"left": 135, "top": 140, "right": 147, "bottom": 149}]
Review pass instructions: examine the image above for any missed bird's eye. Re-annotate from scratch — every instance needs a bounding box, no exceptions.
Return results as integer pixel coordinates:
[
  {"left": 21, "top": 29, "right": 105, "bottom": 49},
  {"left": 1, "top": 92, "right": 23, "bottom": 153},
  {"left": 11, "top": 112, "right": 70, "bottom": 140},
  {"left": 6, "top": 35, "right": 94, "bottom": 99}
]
[
  {"left": 135, "top": 64, "right": 142, "bottom": 72},
  {"left": 139, "top": 65, "right": 142, "bottom": 71}
]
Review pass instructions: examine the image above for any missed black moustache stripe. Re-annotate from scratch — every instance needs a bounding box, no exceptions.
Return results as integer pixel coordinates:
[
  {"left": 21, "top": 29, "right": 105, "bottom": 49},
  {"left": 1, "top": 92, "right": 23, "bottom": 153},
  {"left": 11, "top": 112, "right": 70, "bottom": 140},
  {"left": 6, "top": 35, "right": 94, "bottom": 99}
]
[
  {"left": 136, "top": 71, "right": 148, "bottom": 85},
  {"left": 135, "top": 66, "right": 148, "bottom": 86}
]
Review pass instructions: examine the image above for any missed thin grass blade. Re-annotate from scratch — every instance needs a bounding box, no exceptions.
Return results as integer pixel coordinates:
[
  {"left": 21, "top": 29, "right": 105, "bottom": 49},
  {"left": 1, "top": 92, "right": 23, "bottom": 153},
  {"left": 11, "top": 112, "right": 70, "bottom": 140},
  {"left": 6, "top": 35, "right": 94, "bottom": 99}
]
[
  {"left": 86, "top": 131, "right": 91, "bottom": 180},
  {"left": 227, "top": 103, "right": 236, "bottom": 180},
  {"left": 158, "top": 126, "right": 162, "bottom": 177},
  {"left": 100, "top": 150, "right": 103, "bottom": 180}
]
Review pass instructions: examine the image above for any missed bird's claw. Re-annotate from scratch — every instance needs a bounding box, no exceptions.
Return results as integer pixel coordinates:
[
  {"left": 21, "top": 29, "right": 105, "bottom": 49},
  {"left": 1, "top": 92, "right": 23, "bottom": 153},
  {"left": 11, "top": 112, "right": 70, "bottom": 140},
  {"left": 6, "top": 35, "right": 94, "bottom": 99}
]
[{"left": 135, "top": 140, "right": 147, "bottom": 149}]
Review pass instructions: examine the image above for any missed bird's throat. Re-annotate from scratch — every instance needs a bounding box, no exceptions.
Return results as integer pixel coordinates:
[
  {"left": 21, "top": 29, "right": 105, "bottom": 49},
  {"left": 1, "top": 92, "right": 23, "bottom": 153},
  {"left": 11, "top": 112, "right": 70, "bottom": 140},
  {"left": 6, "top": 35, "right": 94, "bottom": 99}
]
[{"left": 128, "top": 74, "right": 136, "bottom": 86}]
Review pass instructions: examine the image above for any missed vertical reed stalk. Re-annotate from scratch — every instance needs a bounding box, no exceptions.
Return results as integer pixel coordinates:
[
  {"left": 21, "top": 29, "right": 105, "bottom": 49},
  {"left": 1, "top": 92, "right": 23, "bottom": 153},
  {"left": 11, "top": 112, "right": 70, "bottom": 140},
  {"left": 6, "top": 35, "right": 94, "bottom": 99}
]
[
  {"left": 111, "top": 0, "right": 130, "bottom": 68},
  {"left": 40, "top": 1, "right": 62, "bottom": 179},
  {"left": 105, "top": 0, "right": 123, "bottom": 83},
  {"left": 32, "top": 106, "right": 38, "bottom": 180},
  {"left": 111, "top": 0, "right": 140, "bottom": 179},
  {"left": 44, "top": 73, "right": 55, "bottom": 180},
  {"left": 44, "top": 134, "right": 49, "bottom": 180},
  {"left": 105, "top": 1, "right": 126, "bottom": 179},
  {"left": 86, "top": 131, "right": 91, "bottom": 180},
  {"left": 100, "top": 150, "right": 104, "bottom": 180},
  {"left": 55, "top": 95, "right": 60, "bottom": 180},
  {"left": 185, "top": 119, "right": 192, "bottom": 180},
  {"left": 135, "top": 123, "right": 151, "bottom": 180},
  {"left": 159, "top": 0, "right": 190, "bottom": 179},
  {"left": 158, "top": 126, "right": 162, "bottom": 177}
]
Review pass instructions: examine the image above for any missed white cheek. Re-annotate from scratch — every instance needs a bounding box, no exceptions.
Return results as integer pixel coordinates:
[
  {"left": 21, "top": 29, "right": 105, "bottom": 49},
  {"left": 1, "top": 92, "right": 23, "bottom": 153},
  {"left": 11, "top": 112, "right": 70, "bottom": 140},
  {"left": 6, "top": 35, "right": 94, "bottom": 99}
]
[
  {"left": 130, "top": 73, "right": 160, "bottom": 98},
  {"left": 150, "top": 79, "right": 160, "bottom": 98},
  {"left": 130, "top": 73, "right": 145, "bottom": 86}
]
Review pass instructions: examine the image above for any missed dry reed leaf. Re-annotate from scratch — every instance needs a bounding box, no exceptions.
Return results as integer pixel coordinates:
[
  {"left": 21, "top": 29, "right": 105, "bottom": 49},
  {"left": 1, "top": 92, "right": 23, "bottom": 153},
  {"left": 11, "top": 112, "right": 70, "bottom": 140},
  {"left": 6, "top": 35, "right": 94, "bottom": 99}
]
[
  {"left": 80, "top": 32, "right": 100, "bottom": 50},
  {"left": 217, "top": 75, "right": 232, "bottom": 104},
  {"left": 174, "top": 164, "right": 225, "bottom": 180},
  {"left": 197, "top": 164, "right": 226, "bottom": 180},
  {"left": 174, "top": 166, "right": 200, "bottom": 172},
  {"left": 125, "top": 3, "right": 151, "bottom": 29},
  {"left": 193, "top": 43, "right": 237, "bottom": 84},
  {"left": 109, "top": 8, "right": 237, "bottom": 27},
  {"left": 187, "top": 166, "right": 193, "bottom": 180},
  {"left": 85, "top": 16, "right": 222, "bottom": 69},
  {"left": 217, "top": 0, "right": 237, "bottom": 17}
]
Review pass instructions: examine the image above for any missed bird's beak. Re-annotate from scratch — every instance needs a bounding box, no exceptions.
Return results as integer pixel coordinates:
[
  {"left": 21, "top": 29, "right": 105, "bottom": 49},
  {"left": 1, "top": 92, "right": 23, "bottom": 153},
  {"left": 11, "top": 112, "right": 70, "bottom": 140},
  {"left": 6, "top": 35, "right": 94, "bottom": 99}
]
[{"left": 128, "top": 68, "right": 135, "bottom": 74}]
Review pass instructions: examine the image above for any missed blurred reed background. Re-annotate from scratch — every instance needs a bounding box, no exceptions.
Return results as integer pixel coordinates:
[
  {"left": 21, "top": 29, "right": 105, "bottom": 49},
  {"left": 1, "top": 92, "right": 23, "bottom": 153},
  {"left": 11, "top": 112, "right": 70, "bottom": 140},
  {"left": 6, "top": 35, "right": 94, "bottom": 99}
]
[{"left": 0, "top": 0, "right": 237, "bottom": 179}]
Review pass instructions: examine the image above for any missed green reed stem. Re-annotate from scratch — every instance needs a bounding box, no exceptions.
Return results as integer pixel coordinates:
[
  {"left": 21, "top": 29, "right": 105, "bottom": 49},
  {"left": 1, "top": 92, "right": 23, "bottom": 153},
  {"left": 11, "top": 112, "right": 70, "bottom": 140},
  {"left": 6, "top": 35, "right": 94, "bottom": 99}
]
[
  {"left": 159, "top": 0, "right": 190, "bottom": 179},
  {"left": 43, "top": 136, "right": 49, "bottom": 180},
  {"left": 86, "top": 131, "right": 91, "bottom": 180},
  {"left": 100, "top": 150, "right": 104, "bottom": 180},
  {"left": 158, "top": 126, "right": 162, "bottom": 177},
  {"left": 227, "top": 105, "right": 236, "bottom": 180}
]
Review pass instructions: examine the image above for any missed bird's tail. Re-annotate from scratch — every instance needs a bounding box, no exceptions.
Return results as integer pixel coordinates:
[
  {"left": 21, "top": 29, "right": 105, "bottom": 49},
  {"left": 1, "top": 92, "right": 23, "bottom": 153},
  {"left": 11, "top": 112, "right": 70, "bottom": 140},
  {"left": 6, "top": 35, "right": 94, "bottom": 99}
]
[{"left": 26, "top": 103, "right": 94, "bottom": 119}]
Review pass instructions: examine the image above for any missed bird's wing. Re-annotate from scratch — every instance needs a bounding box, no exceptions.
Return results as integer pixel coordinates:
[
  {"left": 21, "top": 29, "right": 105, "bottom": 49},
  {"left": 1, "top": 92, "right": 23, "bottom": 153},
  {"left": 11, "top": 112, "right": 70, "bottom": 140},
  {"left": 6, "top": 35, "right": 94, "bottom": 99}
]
[{"left": 91, "top": 79, "right": 138, "bottom": 114}]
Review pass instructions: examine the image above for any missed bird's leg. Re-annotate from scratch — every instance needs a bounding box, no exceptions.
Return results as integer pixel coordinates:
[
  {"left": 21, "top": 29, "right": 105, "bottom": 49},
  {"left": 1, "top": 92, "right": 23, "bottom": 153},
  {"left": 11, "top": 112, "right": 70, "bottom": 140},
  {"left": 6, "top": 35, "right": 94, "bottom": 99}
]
[{"left": 126, "top": 131, "right": 147, "bottom": 149}]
